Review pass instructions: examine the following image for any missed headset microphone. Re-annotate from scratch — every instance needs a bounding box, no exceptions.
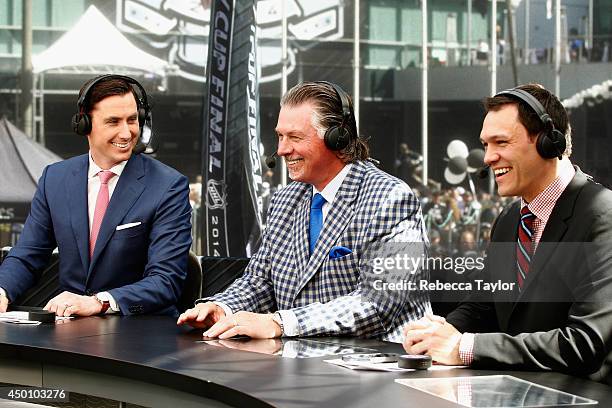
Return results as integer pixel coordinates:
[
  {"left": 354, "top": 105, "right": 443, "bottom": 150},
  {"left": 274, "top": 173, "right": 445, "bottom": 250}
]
[
  {"left": 132, "top": 142, "right": 147, "bottom": 155},
  {"left": 478, "top": 165, "right": 490, "bottom": 179},
  {"left": 265, "top": 152, "right": 277, "bottom": 169}
]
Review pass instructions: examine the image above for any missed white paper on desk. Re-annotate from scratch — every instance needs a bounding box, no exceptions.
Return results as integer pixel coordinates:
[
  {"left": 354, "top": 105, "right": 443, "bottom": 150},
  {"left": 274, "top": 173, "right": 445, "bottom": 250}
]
[
  {"left": 0, "top": 311, "right": 72, "bottom": 324},
  {"left": 395, "top": 375, "right": 598, "bottom": 407},
  {"left": 324, "top": 358, "right": 466, "bottom": 372}
]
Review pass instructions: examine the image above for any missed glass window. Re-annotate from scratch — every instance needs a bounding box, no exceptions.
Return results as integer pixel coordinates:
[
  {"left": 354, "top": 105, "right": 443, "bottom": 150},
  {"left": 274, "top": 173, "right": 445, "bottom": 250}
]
[
  {"left": 51, "top": 0, "right": 84, "bottom": 27},
  {"left": 369, "top": 4, "right": 398, "bottom": 67}
]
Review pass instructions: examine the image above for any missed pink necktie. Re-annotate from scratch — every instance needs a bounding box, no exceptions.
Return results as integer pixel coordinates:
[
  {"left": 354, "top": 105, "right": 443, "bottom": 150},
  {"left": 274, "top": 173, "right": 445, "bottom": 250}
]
[{"left": 90, "top": 170, "right": 115, "bottom": 258}]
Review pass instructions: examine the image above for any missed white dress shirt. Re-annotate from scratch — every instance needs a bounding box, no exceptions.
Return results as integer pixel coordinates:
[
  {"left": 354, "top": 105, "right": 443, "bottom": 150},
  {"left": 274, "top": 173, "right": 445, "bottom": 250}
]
[{"left": 87, "top": 154, "right": 129, "bottom": 313}]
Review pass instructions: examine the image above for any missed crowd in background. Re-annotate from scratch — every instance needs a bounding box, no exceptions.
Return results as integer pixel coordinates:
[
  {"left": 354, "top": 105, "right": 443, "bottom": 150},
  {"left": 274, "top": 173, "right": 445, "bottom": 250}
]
[{"left": 419, "top": 188, "right": 511, "bottom": 259}]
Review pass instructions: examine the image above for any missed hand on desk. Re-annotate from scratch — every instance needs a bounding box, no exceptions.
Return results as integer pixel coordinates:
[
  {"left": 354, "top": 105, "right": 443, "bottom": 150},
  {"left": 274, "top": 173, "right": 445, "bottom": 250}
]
[
  {"left": 177, "top": 303, "right": 282, "bottom": 339},
  {"left": 0, "top": 292, "right": 8, "bottom": 313},
  {"left": 177, "top": 302, "right": 226, "bottom": 329},
  {"left": 44, "top": 291, "right": 103, "bottom": 316},
  {"left": 403, "top": 314, "right": 463, "bottom": 365},
  {"left": 204, "top": 311, "right": 282, "bottom": 339}
]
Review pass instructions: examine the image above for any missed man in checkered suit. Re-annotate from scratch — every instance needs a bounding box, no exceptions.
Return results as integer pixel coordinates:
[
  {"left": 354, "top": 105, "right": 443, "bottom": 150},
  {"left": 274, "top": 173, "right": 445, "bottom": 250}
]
[{"left": 178, "top": 81, "right": 430, "bottom": 342}]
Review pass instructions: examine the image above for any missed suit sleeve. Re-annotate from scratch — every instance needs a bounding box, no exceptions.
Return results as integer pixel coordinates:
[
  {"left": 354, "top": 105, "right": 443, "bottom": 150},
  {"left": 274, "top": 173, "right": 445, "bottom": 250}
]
[
  {"left": 468, "top": 206, "right": 612, "bottom": 375},
  {"left": 0, "top": 166, "right": 56, "bottom": 301},
  {"left": 290, "top": 184, "right": 429, "bottom": 339},
  {"left": 200, "top": 198, "right": 277, "bottom": 314},
  {"left": 108, "top": 174, "right": 192, "bottom": 315}
]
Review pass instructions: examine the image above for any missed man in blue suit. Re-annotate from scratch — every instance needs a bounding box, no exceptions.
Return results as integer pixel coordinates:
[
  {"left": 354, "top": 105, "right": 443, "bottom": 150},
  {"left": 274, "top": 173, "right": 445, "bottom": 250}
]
[
  {"left": 178, "top": 81, "right": 429, "bottom": 342},
  {"left": 0, "top": 75, "right": 192, "bottom": 316}
]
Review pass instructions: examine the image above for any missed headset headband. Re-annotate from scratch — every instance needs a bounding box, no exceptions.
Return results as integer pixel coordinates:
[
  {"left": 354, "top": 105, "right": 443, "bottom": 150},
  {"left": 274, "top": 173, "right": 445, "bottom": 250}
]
[
  {"left": 77, "top": 74, "right": 149, "bottom": 113},
  {"left": 315, "top": 81, "right": 356, "bottom": 136},
  {"left": 496, "top": 88, "right": 554, "bottom": 126}
]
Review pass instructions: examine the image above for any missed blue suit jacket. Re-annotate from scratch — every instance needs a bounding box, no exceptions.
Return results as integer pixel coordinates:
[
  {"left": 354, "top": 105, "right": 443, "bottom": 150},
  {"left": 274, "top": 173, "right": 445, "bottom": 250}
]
[
  {"left": 0, "top": 153, "right": 192, "bottom": 316},
  {"left": 206, "top": 160, "right": 431, "bottom": 342}
]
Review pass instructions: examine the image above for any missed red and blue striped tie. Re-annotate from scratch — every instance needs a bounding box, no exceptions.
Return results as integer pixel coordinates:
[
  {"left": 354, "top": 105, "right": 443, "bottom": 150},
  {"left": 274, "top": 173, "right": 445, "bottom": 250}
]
[{"left": 516, "top": 206, "right": 536, "bottom": 289}]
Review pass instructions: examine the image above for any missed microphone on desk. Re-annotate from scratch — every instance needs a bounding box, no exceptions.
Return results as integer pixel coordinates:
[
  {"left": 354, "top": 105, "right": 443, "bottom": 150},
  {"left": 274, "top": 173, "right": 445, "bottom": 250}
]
[{"left": 265, "top": 153, "right": 278, "bottom": 169}]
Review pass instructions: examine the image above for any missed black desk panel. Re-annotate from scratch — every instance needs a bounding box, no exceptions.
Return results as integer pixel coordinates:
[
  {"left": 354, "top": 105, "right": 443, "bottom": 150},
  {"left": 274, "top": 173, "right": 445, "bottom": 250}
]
[{"left": 1, "top": 316, "right": 610, "bottom": 407}]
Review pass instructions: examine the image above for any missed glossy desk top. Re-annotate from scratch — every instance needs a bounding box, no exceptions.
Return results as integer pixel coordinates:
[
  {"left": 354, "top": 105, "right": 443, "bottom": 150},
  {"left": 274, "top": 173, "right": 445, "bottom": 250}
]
[{"left": 1, "top": 316, "right": 610, "bottom": 407}]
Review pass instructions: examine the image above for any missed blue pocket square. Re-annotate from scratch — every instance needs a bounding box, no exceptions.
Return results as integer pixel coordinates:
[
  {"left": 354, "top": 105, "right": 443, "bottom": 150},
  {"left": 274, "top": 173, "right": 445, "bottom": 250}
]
[{"left": 329, "top": 246, "right": 352, "bottom": 259}]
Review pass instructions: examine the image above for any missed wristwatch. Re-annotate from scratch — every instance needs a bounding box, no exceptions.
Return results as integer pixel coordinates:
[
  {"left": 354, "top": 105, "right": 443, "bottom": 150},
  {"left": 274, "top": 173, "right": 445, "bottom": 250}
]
[
  {"left": 272, "top": 312, "right": 284, "bottom": 336},
  {"left": 92, "top": 294, "right": 110, "bottom": 314}
]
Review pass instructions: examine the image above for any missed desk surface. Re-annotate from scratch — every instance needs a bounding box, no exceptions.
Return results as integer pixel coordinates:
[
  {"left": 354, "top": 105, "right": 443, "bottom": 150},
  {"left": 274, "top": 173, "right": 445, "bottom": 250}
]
[{"left": 1, "top": 316, "right": 611, "bottom": 407}]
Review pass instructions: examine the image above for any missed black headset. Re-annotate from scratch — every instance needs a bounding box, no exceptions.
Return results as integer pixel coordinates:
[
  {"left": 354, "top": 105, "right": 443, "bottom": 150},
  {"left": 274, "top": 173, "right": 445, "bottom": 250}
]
[
  {"left": 495, "top": 88, "right": 566, "bottom": 160},
  {"left": 315, "top": 81, "right": 357, "bottom": 151},
  {"left": 71, "top": 75, "right": 152, "bottom": 147}
]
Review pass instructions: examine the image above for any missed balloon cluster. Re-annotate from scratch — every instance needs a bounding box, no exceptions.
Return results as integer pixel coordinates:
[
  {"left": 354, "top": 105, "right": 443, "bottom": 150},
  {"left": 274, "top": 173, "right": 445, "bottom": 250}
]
[
  {"left": 444, "top": 140, "right": 485, "bottom": 185},
  {"left": 563, "top": 79, "right": 612, "bottom": 109}
]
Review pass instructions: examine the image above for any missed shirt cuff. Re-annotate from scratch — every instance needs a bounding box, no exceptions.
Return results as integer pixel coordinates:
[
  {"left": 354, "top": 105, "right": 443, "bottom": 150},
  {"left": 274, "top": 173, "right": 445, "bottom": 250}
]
[
  {"left": 213, "top": 301, "right": 233, "bottom": 317},
  {"left": 276, "top": 309, "right": 299, "bottom": 337},
  {"left": 459, "top": 332, "right": 475, "bottom": 365},
  {"left": 96, "top": 291, "right": 119, "bottom": 314}
]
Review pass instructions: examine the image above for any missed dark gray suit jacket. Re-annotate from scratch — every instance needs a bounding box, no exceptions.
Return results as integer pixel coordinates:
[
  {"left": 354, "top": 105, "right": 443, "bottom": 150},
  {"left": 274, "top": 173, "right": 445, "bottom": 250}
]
[{"left": 447, "top": 168, "right": 612, "bottom": 377}]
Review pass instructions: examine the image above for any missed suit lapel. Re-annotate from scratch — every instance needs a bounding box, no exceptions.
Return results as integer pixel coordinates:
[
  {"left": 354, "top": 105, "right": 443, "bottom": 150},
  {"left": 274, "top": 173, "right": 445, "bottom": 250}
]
[
  {"left": 67, "top": 155, "right": 90, "bottom": 273},
  {"left": 490, "top": 201, "right": 521, "bottom": 329},
  {"left": 517, "top": 169, "right": 585, "bottom": 299},
  {"left": 293, "top": 162, "right": 364, "bottom": 298},
  {"left": 88, "top": 154, "right": 146, "bottom": 276},
  {"left": 291, "top": 190, "right": 311, "bottom": 286}
]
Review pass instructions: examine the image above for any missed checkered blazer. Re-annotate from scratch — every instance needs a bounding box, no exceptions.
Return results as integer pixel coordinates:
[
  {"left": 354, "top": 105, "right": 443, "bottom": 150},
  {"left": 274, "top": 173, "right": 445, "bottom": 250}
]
[{"left": 205, "top": 160, "right": 431, "bottom": 342}]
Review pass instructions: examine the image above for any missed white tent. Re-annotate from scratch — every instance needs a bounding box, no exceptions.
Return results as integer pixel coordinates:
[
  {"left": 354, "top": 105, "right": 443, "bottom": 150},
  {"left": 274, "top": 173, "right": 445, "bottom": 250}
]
[{"left": 32, "top": 5, "right": 169, "bottom": 75}]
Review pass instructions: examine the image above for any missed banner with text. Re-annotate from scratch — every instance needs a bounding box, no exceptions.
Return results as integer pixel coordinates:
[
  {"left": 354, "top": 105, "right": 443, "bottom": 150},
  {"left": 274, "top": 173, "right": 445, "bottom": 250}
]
[{"left": 202, "top": 0, "right": 264, "bottom": 257}]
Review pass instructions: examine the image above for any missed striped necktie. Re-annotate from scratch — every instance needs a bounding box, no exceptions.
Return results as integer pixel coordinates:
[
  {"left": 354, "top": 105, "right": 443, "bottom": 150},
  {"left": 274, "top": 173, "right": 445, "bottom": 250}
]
[{"left": 516, "top": 205, "right": 536, "bottom": 289}]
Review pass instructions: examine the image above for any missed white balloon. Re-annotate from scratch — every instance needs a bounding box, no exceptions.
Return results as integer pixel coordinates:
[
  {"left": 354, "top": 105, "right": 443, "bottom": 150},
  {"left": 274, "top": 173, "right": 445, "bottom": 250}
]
[
  {"left": 444, "top": 167, "right": 466, "bottom": 185},
  {"left": 447, "top": 140, "right": 469, "bottom": 159}
]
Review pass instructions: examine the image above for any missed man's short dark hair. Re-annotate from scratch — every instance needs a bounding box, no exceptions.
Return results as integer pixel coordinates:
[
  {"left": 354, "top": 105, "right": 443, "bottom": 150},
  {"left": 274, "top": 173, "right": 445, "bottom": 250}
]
[
  {"left": 281, "top": 81, "right": 369, "bottom": 163},
  {"left": 78, "top": 76, "right": 139, "bottom": 115},
  {"left": 483, "top": 83, "right": 572, "bottom": 156}
]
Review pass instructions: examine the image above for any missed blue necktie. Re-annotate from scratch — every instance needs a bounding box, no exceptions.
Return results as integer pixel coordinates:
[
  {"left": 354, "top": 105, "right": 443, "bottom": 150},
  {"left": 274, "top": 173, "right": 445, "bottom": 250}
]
[{"left": 309, "top": 193, "right": 326, "bottom": 254}]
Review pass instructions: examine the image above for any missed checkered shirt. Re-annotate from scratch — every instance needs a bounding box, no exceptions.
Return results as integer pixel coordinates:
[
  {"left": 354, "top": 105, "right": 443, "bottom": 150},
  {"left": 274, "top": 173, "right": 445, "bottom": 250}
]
[{"left": 203, "top": 160, "right": 431, "bottom": 342}]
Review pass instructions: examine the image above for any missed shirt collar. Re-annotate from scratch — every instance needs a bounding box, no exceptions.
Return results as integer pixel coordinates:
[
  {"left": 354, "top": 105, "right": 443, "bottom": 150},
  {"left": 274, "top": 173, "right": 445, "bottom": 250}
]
[
  {"left": 88, "top": 152, "right": 128, "bottom": 179},
  {"left": 521, "top": 159, "right": 575, "bottom": 223},
  {"left": 312, "top": 163, "right": 352, "bottom": 204}
]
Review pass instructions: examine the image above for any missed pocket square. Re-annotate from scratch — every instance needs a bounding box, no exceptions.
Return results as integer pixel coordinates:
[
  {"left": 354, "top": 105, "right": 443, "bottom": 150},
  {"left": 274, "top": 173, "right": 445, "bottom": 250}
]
[
  {"left": 116, "top": 222, "right": 142, "bottom": 231},
  {"left": 329, "top": 246, "right": 352, "bottom": 259}
]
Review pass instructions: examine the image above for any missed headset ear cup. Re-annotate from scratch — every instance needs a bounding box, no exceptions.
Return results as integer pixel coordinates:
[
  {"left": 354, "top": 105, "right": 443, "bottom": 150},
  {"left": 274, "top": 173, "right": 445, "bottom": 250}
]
[
  {"left": 550, "top": 128, "right": 567, "bottom": 157},
  {"left": 536, "top": 129, "right": 566, "bottom": 159},
  {"left": 72, "top": 113, "right": 91, "bottom": 136},
  {"left": 536, "top": 132, "right": 553, "bottom": 158},
  {"left": 138, "top": 107, "right": 146, "bottom": 126},
  {"left": 137, "top": 107, "right": 147, "bottom": 138},
  {"left": 324, "top": 126, "right": 350, "bottom": 151},
  {"left": 71, "top": 113, "right": 81, "bottom": 135}
]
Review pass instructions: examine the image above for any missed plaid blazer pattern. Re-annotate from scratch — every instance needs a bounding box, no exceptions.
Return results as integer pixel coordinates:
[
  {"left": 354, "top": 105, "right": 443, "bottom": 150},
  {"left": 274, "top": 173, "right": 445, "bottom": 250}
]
[{"left": 204, "top": 160, "right": 431, "bottom": 342}]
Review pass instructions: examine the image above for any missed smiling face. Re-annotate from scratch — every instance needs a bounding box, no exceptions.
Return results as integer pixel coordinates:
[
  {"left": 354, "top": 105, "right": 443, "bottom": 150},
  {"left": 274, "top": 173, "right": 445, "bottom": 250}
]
[
  {"left": 275, "top": 102, "right": 344, "bottom": 190},
  {"left": 480, "top": 103, "right": 556, "bottom": 202},
  {"left": 87, "top": 93, "right": 140, "bottom": 170}
]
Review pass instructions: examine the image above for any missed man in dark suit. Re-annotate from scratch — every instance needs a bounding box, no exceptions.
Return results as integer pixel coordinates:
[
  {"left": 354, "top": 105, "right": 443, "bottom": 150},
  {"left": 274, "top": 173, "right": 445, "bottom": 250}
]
[
  {"left": 0, "top": 75, "right": 192, "bottom": 317},
  {"left": 403, "top": 83, "right": 612, "bottom": 377},
  {"left": 178, "top": 81, "right": 429, "bottom": 341}
]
